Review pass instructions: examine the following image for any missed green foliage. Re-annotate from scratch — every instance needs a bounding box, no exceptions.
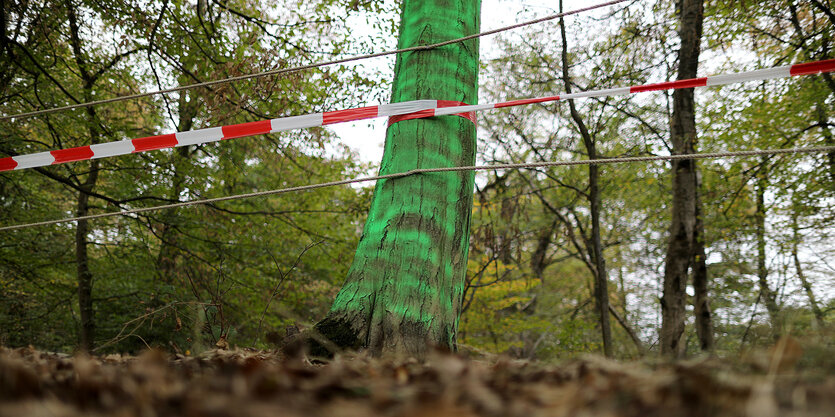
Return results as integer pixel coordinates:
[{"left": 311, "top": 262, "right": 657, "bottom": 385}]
[
  {"left": 459, "top": 0, "right": 834, "bottom": 359},
  {"left": 0, "top": 0, "right": 389, "bottom": 353}
]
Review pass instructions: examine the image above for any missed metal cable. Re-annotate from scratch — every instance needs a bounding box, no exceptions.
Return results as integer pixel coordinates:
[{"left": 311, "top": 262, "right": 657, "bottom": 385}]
[
  {"left": 0, "top": 0, "right": 629, "bottom": 121},
  {"left": 2, "top": 145, "right": 832, "bottom": 232}
]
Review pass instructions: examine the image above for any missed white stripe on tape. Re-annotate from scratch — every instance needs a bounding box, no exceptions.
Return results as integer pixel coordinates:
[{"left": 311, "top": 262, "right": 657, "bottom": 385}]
[
  {"left": 563, "top": 86, "right": 631, "bottom": 100},
  {"left": 378, "top": 100, "right": 438, "bottom": 116},
  {"left": 271, "top": 113, "right": 324, "bottom": 132},
  {"left": 176, "top": 127, "right": 224, "bottom": 147},
  {"left": 13, "top": 152, "right": 55, "bottom": 169},
  {"left": 91, "top": 140, "right": 135, "bottom": 159},
  {"left": 706, "top": 65, "right": 792, "bottom": 87},
  {"left": 433, "top": 103, "right": 495, "bottom": 116}
]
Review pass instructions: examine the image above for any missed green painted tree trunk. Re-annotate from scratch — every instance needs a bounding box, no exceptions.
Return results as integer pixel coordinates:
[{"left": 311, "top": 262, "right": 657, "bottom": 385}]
[{"left": 314, "top": 0, "right": 481, "bottom": 358}]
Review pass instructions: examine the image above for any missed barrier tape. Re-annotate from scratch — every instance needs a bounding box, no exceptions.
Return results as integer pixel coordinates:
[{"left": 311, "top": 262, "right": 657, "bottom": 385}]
[{"left": 1, "top": 59, "right": 833, "bottom": 172}]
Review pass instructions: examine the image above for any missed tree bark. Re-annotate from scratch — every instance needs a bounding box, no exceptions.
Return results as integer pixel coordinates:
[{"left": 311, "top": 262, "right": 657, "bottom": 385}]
[
  {"left": 692, "top": 201, "right": 714, "bottom": 352},
  {"left": 559, "top": 0, "right": 612, "bottom": 357},
  {"left": 816, "top": 104, "right": 835, "bottom": 185},
  {"left": 0, "top": 0, "right": 13, "bottom": 97},
  {"left": 155, "top": 148, "right": 188, "bottom": 282},
  {"left": 156, "top": 90, "right": 198, "bottom": 282},
  {"left": 530, "top": 220, "right": 556, "bottom": 280},
  {"left": 661, "top": 0, "right": 707, "bottom": 357},
  {"left": 68, "top": 3, "right": 101, "bottom": 352},
  {"left": 75, "top": 99, "right": 101, "bottom": 352},
  {"left": 313, "top": 0, "right": 480, "bottom": 358},
  {"left": 497, "top": 196, "right": 516, "bottom": 264},
  {"left": 76, "top": 160, "right": 99, "bottom": 352}
]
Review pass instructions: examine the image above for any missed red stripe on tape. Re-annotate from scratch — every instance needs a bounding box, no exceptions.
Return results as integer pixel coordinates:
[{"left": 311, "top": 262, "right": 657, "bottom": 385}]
[
  {"left": 494, "top": 96, "right": 559, "bottom": 108},
  {"left": 323, "top": 106, "right": 379, "bottom": 125},
  {"left": 387, "top": 109, "right": 436, "bottom": 126},
  {"left": 790, "top": 59, "right": 835, "bottom": 76},
  {"left": 630, "top": 77, "right": 707, "bottom": 93},
  {"left": 221, "top": 120, "right": 272, "bottom": 139},
  {"left": 457, "top": 112, "right": 477, "bottom": 124},
  {"left": 437, "top": 100, "right": 477, "bottom": 125},
  {"left": 133, "top": 134, "right": 178, "bottom": 153},
  {"left": 0, "top": 157, "right": 18, "bottom": 171},
  {"left": 51, "top": 145, "right": 94, "bottom": 164},
  {"left": 437, "top": 100, "right": 465, "bottom": 108},
  {"left": 388, "top": 101, "right": 478, "bottom": 126}
]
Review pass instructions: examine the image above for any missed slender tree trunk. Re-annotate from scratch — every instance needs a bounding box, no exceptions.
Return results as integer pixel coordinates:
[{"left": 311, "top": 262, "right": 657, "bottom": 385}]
[
  {"left": 755, "top": 161, "right": 780, "bottom": 334},
  {"left": 587, "top": 152, "right": 613, "bottom": 357},
  {"left": 68, "top": 3, "right": 102, "bottom": 352},
  {"left": 816, "top": 104, "right": 835, "bottom": 185},
  {"left": 791, "top": 212, "right": 824, "bottom": 327},
  {"left": 558, "top": 1, "right": 612, "bottom": 357},
  {"left": 0, "top": 2, "right": 14, "bottom": 97},
  {"left": 76, "top": 99, "right": 102, "bottom": 352},
  {"left": 75, "top": 91, "right": 101, "bottom": 351},
  {"left": 156, "top": 91, "right": 198, "bottom": 282},
  {"left": 608, "top": 305, "right": 645, "bottom": 355},
  {"left": 76, "top": 161, "right": 99, "bottom": 352},
  {"left": 611, "top": 266, "right": 645, "bottom": 355},
  {"left": 155, "top": 153, "right": 186, "bottom": 281},
  {"left": 497, "top": 196, "right": 516, "bottom": 264},
  {"left": 692, "top": 202, "right": 714, "bottom": 351},
  {"left": 660, "top": 0, "right": 705, "bottom": 357},
  {"left": 530, "top": 220, "right": 556, "bottom": 279},
  {"left": 313, "top": 0, "right": 480, "bottom": 358}
]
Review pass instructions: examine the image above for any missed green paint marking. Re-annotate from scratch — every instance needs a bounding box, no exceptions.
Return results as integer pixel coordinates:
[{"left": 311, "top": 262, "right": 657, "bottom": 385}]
[{"left": 326, "top": 0, "right": 480, "bottom": 351}]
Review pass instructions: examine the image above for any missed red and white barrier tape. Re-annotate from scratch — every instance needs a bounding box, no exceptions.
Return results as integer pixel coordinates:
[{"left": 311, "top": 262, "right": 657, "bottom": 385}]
[{"left": 1, "top": 59, "right": 833, "bottom": 172}]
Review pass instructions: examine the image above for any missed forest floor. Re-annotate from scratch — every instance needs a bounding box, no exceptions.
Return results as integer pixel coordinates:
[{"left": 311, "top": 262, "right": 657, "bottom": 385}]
[{"left": 2, "top": 341, "right": 834, "bottom": 417}]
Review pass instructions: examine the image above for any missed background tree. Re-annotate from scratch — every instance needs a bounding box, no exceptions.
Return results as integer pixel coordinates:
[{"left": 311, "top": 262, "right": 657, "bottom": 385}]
[{"left": 660, "top": 0, "right": 712, "bottom": 357}]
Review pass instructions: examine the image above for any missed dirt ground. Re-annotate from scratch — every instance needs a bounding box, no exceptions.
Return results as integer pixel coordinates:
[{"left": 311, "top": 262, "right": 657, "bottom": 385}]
[{"left": 1, "top": 344, "right": 834, "bottom": 417}]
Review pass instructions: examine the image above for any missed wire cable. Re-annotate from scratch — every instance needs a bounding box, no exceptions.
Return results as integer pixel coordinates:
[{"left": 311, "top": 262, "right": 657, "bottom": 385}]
[
  {"left": 1, "top": 144, "right": 831, "bottom": 232},
  {"left": 0, "top": 0, "right": 629, "bottom": 121}
]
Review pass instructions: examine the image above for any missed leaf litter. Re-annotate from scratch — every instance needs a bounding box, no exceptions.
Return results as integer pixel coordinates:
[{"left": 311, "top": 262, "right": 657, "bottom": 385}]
[{"left": 1, "top": 344, "right": 834, "bottom": 417}]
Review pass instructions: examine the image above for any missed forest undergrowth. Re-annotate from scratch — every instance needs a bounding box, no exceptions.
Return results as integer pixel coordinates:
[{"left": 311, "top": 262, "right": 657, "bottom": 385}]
[{"left": 2, "top": 334, "right": 834, "bottom": 417}]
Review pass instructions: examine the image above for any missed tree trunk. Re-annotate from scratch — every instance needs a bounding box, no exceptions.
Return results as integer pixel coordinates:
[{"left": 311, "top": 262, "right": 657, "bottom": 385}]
[
  {"left": 76, "top": 101, "right": 102, "bottom": 352},
  {"left": 68, "top": 3, "right": 102, "bottom": 352},
  {"left": 313, "top": 0, "right": 480, "bottom": 358},
  {"left": 791, "top": 212, "right": 824, "bottom": 328},
  {"left": 692, "top": 201, "right": 714, "bottom": 352},
  {"left": 609, "top": 305, "right": 645, "bottom": 355},
  {"left": 155, "top": 150, "right": 187, "bottom": 282},
  {"left": 0, "top": 2, "right": 14, "bottom": 97},
  {"left": 660, "top": 0, "right": 705, "bottom": 358},
  {"left": 156, "top": 91, "right": 198, "bottom": 282},
  {"left": 497, "top": 196, "right": 516, "bottom": 264},
  {"left": 755, "top": 161, "right": 780, "bottom": 334},
  {"left": 816, "top": 103, "right": 835, "bottom": 185},
  {"left": 558, "top": 0, "right": 612, "bottom": 357},
  {"left": 587, "top": 163, "right": 613, "bottom": 358},
  {"left": 530, "top": 220, "right": 555, "bottom": 279},
  {"left": 76, "top": 161, "right": 99, "bottom": 352}
]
